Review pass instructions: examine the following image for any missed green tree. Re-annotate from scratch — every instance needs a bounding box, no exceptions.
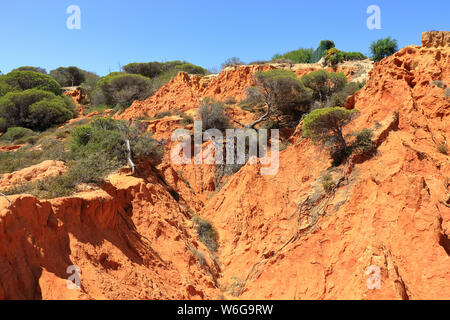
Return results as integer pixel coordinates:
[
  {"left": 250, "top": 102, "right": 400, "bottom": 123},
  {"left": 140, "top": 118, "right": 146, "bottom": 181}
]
[
  {"left": 91, "top": 72, "right": 154, "bottom": 107},
  {"left": 301, "top": 70, "right": 347, "bottom": 105},
  {"left": 253, "top": 69, "right": 313, "bottom": 127},
  {"left": 50, "top": 66, "right": 87, "bottom": 87},
  {"left": 310, "top": 40, "right": 336, "bottom": 63},
  {"left": 302, "top": 107, "right": 359, "bottom": 164},
  {"left": 0, "top": 71, "right": 61, "bottom": 96},
  {"left": 0, "top": 89, "right": 74, "bottom": 130},
  {"left": 370, "top": 37, "right": 398, "bottom": 62}
]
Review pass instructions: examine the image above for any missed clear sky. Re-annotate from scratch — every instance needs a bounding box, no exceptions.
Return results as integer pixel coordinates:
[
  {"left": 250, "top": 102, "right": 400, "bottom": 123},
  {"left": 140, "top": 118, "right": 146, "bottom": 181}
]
[{"left": 0, "top": 0, "right": 448, "bottom": 76}]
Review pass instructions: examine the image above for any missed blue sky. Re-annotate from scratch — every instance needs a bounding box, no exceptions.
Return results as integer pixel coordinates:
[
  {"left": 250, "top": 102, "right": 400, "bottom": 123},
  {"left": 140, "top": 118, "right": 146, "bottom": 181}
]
[{"left": 0, "top": 0, "right": 448, "bottom": 76}]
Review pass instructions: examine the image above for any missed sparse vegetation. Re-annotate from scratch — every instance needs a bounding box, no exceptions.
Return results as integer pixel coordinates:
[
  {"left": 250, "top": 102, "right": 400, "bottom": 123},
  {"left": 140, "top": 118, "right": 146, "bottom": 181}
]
[
  {"left": 221, "top": 57, "right": 244, "bottom": 69},
  {"left": 2, "top": 117, "right": 163, "bottom": 198},
  {"left": 198, "top": 99, "right": 231, "bottom": 131},
  {"left": 193, "top": 216, "right": 218, "bottom": 253},
  {"left": 0, "top": 127, "right": 35, "bottom": 143},
  {"left": 321, "top": 173, "right": 336, "bottom": 192},
  {"left": 437, "top": 143, "right": 448, "bottom": 155}
]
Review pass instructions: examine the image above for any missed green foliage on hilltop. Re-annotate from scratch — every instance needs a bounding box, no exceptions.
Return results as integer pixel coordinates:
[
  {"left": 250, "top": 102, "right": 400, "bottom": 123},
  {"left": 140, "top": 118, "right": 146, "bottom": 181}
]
[
  {"left": 272, "top": 48, "right": 314, "bottom": 64},
  {"left": 0, "top": 71, "right": 61, "bottom": 96},
  {"left": 370, "top": 37, "right": 398, "bottom": 62}
]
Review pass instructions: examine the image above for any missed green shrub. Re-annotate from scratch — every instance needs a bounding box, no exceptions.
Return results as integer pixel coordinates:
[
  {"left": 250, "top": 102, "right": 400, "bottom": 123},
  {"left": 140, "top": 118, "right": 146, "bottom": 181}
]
[
  {"left": 0, "top": 118, "right": 6, "bottom": 132},
  {"left": 437, "top": 143, "right": 448, "bottom": 155},
  {"left": 91, "top": 72, "right": 154, "bottom": 107},
  {"left": 329, "top": 82, "right": 364, "bottom": 108},
  {"left": 321, "top": 173, "right": 335, "bottom": 192},
  {"left": 123, "top": 61, "right": 207, "bottom": 79},
  {"left": 123, "top": 62, "right": 164, "bottom": 78},
  {"left": 303, "top": 107, "right": 359, "bottom": 165},
  {"left": 194, "top": 216, "right": 218, "bottom": 253},
  {"left": 198, "top": 99, "right": 231, "bottom": 131},
  {"left": 0, "top": 71, "right": 61, "bottom": 96},
  {"left": 255, "top": 70, "right": 313, "bottom": 126},
  {"left": 370, "top": 37, "right": 398, "bottom": 62},
  {"left": 0, "top": 127, "right": 35, "bottom": 142},
  {"left": 352, "top": 129, "right": 376, "bottom": 156},
  {"left": 0, "top": 89, "right": 75, "bottom": 130},
  {"left": 179, "top": 113, "right": 194, "bottom": 126},
  {"left": 28, "top": 96, "right": 75, "bottom": 130},
  {"left": 301, "top": 70, "right": 347, "bottom": 104},
  {"left": 272, "top": 48, "right": 314, "bottom": 64},
  {"left": 71, "top": 118, "right": 163, "bottom": 166}
]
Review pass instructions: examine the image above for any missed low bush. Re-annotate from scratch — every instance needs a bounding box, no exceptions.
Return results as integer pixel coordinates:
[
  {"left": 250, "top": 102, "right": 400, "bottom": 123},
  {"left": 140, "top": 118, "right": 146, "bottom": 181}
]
[
  {"left": 352, "top": 129, "right": 376, "bottom": 156},
  {"left": 194, "top": 216, "right": 218, "bottom": 253},
  {"left": 272, "top": 48, "right": 314, "bottom": 64},
  {"left": 221, "top": 57, "right": 244, "bottom": 69},
  {"left": 321, "top": 173, "right": 335, "bottom": 192},
  {"left": 0, "top": 89, "right": 75, "bottom": 131},
  {"left": 91, "top": 72, "right": 154, "bottom": 107},
  {"left": 437, "top": 143, "right": 448, "bottom": 155},
  {"left": 0, "top": 127, "right": 35, "bottom": 143},
  {"left": 198, "top": 99, "right": 231, "bottom": 131}
]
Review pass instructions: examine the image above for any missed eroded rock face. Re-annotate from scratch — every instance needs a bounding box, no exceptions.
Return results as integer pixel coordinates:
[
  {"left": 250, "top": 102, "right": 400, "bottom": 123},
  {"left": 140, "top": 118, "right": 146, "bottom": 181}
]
[
  {"left": 202, "top": 41, "right": 450, "bottom": 300},
  {"left": 422, "top": 31, "right": 450, "bottom": 48},
  {"left": 0, "top": 160, "right": 68, "bottom": 191},
  {"left": 0, "top": 172, "right": 221, "bottom": 300},
  {"left": 0, "top": 33, "right": 448, "bottom": 300},
  {"left": 118, "top": 62, "right": 372, "bottom": 121}
]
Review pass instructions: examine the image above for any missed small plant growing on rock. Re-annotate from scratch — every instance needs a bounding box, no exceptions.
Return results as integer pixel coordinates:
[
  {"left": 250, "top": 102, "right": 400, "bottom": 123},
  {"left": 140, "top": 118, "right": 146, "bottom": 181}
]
[
  {"left": 437, "top": 143, "right": 448, "bottom": 155},
  {"left": 198, "top": 99, "right": 231, "bottom": 131},
  {"left": 321, "top": 173, "right": 336, "bottom": 192},
  {"left": 194, "top": 216, "right": 218, "bottom": 253}
]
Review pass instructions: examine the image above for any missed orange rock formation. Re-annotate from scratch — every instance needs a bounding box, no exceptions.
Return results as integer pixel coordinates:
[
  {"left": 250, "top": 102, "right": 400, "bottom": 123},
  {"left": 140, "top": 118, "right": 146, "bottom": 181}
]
[{"left": 0, "top": 32, "right": 449, "bottom": 300}]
